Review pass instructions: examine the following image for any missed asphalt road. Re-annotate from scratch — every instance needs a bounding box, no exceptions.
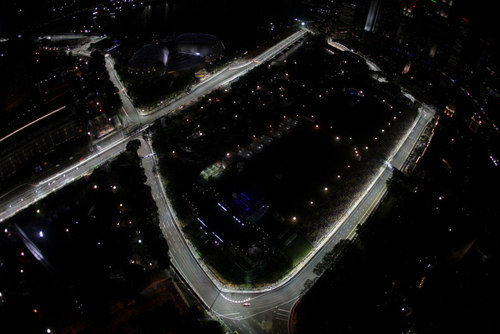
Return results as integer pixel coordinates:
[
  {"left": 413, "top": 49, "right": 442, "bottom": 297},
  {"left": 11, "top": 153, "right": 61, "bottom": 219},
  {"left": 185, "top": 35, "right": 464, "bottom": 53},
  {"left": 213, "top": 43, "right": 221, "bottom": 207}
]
[
  {"left": 0, "top": 29, "right": 306, "bottom": 224},
  {"left": 0, "top": 29, "right": 435, "bottom": 334},
  {"left": 139, "top": 105, "right": 434, "bottom": 334}
]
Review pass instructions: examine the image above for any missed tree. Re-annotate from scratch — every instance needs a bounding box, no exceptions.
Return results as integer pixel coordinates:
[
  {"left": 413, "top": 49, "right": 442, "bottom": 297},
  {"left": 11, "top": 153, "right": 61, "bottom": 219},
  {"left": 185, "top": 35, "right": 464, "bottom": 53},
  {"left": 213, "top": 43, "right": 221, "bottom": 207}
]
[{"left": 126, "top": 139, "right": 141, "bottom": 152}]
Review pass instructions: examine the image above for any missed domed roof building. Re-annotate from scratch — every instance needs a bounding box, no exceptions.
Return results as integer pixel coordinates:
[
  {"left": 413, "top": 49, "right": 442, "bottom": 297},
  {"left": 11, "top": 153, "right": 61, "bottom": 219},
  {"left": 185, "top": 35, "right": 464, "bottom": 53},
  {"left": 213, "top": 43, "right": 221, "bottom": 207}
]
[
  {"left": 128, "top": 44, "right": 169, "bottom": 80},
  {"left": 128, "top": 34, "right": 224, "bottom": 79}
]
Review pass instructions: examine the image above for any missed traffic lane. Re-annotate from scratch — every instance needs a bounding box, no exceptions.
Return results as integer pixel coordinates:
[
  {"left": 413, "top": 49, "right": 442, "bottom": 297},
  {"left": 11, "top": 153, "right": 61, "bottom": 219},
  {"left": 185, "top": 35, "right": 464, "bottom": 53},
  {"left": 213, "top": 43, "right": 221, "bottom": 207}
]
[
  {"left": 277, "top": 112, "right": 429, "bottom": 298},
  {"left": 143, "top": 65, "right": 249, "bottom": 122},
  {"left": 139, "top": 145, "right": 260, "bottom": 326},
  {"left": 215, "top": 163, "right": 397, "bottom": 323},
  {"left": 391, "top": 111, "right": 432, "bottom": 169},
  {"left": 212, "top": 171, "right": 391, "bottom": 325},
  {"left": 3, "top": 28, "right": 307, "bottom": 220},
  {"left": 214, "top": 110, "right": 427, "bottom": 320},
  {"left": 140, "top": 149, "right": 222, "bottom": 309},
  {"left": 261, "top": 110, "right": 431, "bottom": 327},
  {"left": 0, "top": 138, "right": 129, "bottom": 222},
  {"left": 143, "top": 30, "right": 306, "bottom": 123}
]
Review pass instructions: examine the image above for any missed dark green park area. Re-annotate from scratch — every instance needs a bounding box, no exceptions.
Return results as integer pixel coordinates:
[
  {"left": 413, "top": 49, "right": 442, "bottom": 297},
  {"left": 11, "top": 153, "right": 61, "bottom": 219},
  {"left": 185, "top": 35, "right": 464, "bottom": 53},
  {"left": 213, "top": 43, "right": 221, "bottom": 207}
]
[{"left": 152, "top": 35, "right": 419, "bottom": 285}]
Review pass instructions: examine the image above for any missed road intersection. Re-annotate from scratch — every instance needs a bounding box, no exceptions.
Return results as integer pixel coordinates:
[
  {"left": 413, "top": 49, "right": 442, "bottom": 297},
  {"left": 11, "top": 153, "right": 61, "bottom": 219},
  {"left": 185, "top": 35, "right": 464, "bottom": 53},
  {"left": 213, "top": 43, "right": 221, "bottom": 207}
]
[
  {"left": 0, "top": 29, "right": 435, "bottom": 334},
  {"left": 0, "top": 29, "right": 306, "bottom": 223}
]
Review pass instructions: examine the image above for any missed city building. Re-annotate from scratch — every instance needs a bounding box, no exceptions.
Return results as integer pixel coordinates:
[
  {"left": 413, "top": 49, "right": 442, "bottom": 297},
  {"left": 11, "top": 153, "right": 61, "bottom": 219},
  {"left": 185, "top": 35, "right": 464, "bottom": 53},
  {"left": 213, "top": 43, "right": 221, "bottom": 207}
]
[
  {"left": 128, "top": 44, "right": 170, "bottom": 80},
  {"left": 128, "top": 33, "right": 224, "bottom": 79}
]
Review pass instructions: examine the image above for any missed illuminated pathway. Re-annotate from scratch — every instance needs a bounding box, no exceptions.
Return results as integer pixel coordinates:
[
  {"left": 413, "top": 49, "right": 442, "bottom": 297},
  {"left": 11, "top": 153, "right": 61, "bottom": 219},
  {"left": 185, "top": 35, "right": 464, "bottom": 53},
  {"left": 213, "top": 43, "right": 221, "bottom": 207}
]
[
  {"left": 140, "top": 104, "right": 435, "bottom": 334},
  {"left": 0, "top": 29, "right": 306, "bottom": 223},
  {"left": 0, "top": 29, "right": 435, "bottom": 334}
]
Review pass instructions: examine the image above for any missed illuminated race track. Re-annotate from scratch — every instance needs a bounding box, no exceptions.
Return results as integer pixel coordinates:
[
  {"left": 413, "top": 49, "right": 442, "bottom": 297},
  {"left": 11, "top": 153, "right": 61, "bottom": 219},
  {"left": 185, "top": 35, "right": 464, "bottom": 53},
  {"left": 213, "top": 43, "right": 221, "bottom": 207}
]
[
  {"left": 0, "top": 29, "right": 306, "bottom": 223},
  {"left": 139, "top": 104, "right": 434, "bottom": 334},
  {"left": 0, "top": 28, "right": 435, "bottom": 334}
]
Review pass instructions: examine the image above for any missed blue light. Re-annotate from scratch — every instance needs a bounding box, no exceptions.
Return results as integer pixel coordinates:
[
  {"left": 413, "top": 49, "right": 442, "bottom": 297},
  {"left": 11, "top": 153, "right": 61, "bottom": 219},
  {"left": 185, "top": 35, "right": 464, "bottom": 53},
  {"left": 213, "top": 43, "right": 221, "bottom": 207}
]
[
  {"left": 197, "top": 218, "right": 207, "bottom": 227},
  {"left": 217, "top": 202, "right": 228, "bottom": 212}
]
